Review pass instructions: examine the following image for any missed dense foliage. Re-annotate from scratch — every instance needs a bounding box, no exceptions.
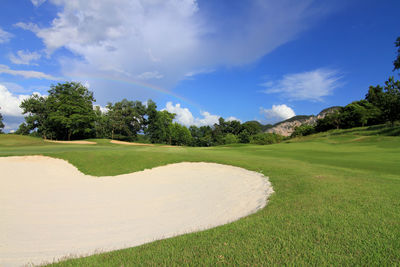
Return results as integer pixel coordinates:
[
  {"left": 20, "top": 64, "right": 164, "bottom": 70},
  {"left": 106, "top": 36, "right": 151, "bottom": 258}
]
[
  {"left": 19, "top": 82, "right": 96, "bottom": 140},
  {"left": 291, "top": 124, "right": 316, "bottom": 138},
  {"left": 250, "top": 133, "right": 285, "bottom": 145},
  {"left": 394, "top": 36, "right": 400, "bottom": 72},
  {"left": 17, "top": 83, "right": 284, "bottom": 146},
  {"left": 0, "top": 108, "right": 4, "bottom": 133}
]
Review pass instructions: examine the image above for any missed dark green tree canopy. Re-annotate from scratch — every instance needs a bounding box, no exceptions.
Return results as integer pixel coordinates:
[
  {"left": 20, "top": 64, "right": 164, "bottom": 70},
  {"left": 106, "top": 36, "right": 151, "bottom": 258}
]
[
  {"left": 242, "top": 121, "right": 262, "bottom": 135},
  {"left": 394, "top": 36, "right": 400, "bottom": 72},
  {"left": 20, "top": 94, "right": 51, "bottom": 138},
  {"left": 0, "top": 108, "right": 4, "bottom": 133},
  {"left": 106, "top": 99, "right": 146, "bottom": 140},
  {"left": 145, "top": 100, "right": 176, "bottom": 144},
  {"left": 20, "top": 82, "right": 96, "bottom": 140}
]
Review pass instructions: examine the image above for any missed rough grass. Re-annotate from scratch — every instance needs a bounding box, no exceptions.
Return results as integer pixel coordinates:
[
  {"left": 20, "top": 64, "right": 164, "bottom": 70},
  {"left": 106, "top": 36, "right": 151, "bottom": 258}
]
[{"left": 0, "top": 127, "right": 399, "bottom": 266}]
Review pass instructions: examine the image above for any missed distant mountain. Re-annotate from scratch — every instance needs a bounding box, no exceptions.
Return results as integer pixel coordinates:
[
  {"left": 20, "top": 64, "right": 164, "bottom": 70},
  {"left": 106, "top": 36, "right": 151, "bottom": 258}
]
[{"left": 265, "top": 106, "right": 342, "bottom": 136}]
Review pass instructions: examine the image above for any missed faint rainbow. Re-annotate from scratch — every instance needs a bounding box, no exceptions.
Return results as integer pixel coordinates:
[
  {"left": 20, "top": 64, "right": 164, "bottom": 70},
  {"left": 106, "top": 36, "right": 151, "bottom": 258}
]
[{"left": 66, "top": 74, "right": 202, "bottom": 110}]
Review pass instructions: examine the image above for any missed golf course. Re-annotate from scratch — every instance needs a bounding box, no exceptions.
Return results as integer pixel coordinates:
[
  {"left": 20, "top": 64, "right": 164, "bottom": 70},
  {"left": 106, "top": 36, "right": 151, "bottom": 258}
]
[{"left": 1, "top": 124, "right": 399, "bottom": 266}]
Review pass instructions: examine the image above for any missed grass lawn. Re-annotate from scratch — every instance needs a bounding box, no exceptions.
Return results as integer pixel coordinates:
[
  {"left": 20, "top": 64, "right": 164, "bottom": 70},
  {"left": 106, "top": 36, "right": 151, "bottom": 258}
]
[{"left": 1, "top": 126, "right": 399, "bottom": 266}]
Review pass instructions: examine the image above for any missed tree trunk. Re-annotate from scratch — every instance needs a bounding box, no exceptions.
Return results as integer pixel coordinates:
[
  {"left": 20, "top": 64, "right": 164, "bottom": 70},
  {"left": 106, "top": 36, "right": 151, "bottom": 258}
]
[{"left": 68, "top": 130, "right": 71, "bottom": 141}]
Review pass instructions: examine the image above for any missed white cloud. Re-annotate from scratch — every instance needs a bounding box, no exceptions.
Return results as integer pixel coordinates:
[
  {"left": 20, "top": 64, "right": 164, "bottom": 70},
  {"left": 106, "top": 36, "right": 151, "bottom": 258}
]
[
  {"left": 164, "top": 102, "right": 235, "bottom": 127},
  {"left": 0, "top": 28, "right": 13, "bottom": 43},
  {"left": 9, "top": 50, "right": 41, "bottom": 65},
  {"left": 136, "top": 71, "right": 164, "bottom": 80},
  {"left": 15, "top": 22, "right": 40, "bottom": 32},
  {"left": 15, "top": 0, "right": 329, "bottom": 97},
  {"left": 31, "top": 0, "right": 47, "bottom": 7},
  {"left": 260, "top": 104, "right": 295, "bottom": 124},
  {"left": 226, "top": 116, "right": 241, "bottom": 122},
  {"left": 0, "top": 64, "right": 61, "bottom": 80},
  {"left": 164, "top": 102, "right": 195, "bottom": 126},
  {"left": 262, "top": 68, "right": 342, "bottom": 102},
  {"left": 0, "top": 84, "right": 31, "bottom": 116}
]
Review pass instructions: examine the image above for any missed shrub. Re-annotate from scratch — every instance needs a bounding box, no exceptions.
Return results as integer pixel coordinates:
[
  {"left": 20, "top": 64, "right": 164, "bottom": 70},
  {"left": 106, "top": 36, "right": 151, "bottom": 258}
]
[
  {"left": 291, "top": 124, "right": 316, "bottom": 138},
  {"left": 250, "top": 133, "right": 284, "bottom": 145},
  {"left": 223, "top": 133, "right": 239, "bottom": 144}
]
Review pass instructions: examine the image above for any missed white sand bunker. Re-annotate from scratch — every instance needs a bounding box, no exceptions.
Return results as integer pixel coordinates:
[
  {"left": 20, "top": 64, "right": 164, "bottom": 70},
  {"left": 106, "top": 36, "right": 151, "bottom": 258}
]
[
  {"left": 45, "top": 140, "right": 96, "bottom": 144},
  {"left": 0, "top": 156, "right": 273, "bottom": 266}
]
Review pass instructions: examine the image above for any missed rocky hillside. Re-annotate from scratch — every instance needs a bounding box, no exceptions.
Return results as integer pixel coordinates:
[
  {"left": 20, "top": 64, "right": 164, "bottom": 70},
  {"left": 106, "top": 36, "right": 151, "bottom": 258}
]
[{"left": 266, "top": 106, "right": 341, "bottom": 136}]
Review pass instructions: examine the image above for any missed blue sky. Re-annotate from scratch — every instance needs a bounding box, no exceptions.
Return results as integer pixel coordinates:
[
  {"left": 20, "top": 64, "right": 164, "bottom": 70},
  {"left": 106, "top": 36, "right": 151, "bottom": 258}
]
[{"left": 0, "top": 0, "right": 399, "bottom": 131}]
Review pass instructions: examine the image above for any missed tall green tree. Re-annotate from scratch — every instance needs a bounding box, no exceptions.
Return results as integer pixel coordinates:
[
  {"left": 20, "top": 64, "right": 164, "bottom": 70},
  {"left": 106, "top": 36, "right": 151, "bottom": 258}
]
[
  {"left": 366, "top": 77, "right": 400, "bottom": 125},
  {"left": 394, "top": 36, "right": 400, "bottom": 72},
  {"left": 20, "top": 82, "right": 96, "bottom": 140},
  {"left": 366, "top": 85, "right": 384, "bottom": 107},
  {"left": 238, "top": 129, "right": 251, "bottom": 143},
  {"left": 46, "top": 82, "right": 96, "bottom": 140},
  {"left": 106, "top": 99, "right": 146, "bottom": 140},
  {"left": 341, "top": 100, "right": 382, "bottom": 128},
  {"left": 242, "top": 121, "right": 262, "bottom": 135},
  {"left": 145, "top": 101, "right": 175, "bottom": 144},
  {"left": 226, "top": 120, "right": 243, "bottom": 135},
  {"left": 20, "top": 94, "right": 54, "bottom": 139},
  {"left": 212, "top": 118, "right": 226, "bottom": 145},
  {"left": 189, "top": 125, "right": 213, "bottom": 146},
  {"left": 93, "top": 106, "right": 109, "bottom": 138},
  {"left": 170, "top": 123, "right": 192, "bottom": 146},
  {"left": 381, "top": 77, "right": 400, "bottom": 124},
  {"left": 0, "top": 108, "right": 4, "bottom": 133}
]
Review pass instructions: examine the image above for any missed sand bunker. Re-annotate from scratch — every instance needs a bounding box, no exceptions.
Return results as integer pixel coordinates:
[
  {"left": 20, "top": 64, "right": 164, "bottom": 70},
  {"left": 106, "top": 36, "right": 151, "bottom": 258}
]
[
  {"left": 110, "top": 140, "right": 154, "bottom": 146},
  {"left": 110, "top": 140, "right": 176, "bottom": 147},
  {"left": 0, "top": 156, "right": 273, "bottom": 266},
  {"left": 45, "top": 140, "right": 97, "bottom": 144}
]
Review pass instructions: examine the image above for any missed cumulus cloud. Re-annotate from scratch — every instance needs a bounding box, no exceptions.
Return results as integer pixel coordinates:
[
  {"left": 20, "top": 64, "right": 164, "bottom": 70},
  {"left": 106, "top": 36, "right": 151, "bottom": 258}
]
[
  {"left": 226, "top": 116, "right": 241, "bottom": 122},
  {"left": 0, "top": 28, "right": 13, "bottom": 43},
  {"left": 261, "top": 68, "right": 342, "bottom": 102},
  {"left": 260, "top": 104, "right": 295, "bottom": 123},
  {"left": 164, "top": 102, "right": 236, "bottom": 127},
  {"left": 15, "top": 0, "right": 329, "bottom": 97},
  {"left": 0, "top": 84, "right": 31, "bottom": 116},
  {"left": 9, "top": 50, "right": 41, "bottom": 65},
  {"left": 0, "top": 64, "right": 61, "bottom": 80}
]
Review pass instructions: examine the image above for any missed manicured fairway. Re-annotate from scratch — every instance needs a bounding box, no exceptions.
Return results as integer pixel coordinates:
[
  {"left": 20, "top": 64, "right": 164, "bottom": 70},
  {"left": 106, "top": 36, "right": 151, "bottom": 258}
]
[{"left": 1, "top": 127, "right": 399, "bottom": 266}]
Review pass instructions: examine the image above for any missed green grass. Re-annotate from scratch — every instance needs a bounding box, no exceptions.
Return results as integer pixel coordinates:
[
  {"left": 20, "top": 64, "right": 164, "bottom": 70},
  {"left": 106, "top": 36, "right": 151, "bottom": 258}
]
[{"left": 1, "top": 127, "right": 399, "bottom": 266}]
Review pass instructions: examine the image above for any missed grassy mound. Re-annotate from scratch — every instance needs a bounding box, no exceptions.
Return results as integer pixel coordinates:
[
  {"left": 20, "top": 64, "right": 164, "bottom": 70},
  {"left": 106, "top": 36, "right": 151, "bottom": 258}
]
[{"left": 1, "top": 128, "right": 399, "bottom": 265}]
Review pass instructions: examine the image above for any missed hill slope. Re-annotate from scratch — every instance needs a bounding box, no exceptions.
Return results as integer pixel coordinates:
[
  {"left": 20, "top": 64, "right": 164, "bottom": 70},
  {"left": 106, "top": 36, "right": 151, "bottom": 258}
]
[{"left": 266, "top": 106, "right": 342, "bottom": 136}]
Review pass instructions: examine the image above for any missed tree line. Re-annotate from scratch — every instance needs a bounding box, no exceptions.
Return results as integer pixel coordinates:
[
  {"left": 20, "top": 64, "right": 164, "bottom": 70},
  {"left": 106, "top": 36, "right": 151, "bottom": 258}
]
[
  {"left": 292, "top": 37, "right": 400, "bottom": 137},
  {"left": 12, "top": 81, "right": 284, "bottom": 146}
]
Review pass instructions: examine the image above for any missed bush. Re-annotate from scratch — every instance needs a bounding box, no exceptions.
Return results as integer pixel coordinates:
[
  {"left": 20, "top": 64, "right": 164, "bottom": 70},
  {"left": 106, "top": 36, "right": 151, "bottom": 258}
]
[
  {"left": 238, "top": 129, "right": 250, "bottom": 143},
  {"left": 250, "top": 133, "right": 284, "bottom": 145},
  {"left": 291, "top": 124, "right": 315, "bottom": 138},
  {"left": 223, "top": 133, "right": 239, "bottom": 144}
]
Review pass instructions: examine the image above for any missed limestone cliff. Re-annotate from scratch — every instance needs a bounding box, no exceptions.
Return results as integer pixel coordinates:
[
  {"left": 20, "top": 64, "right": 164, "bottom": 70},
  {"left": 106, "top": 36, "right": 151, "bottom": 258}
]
[{"left": 266, "top": 106, "right": 341, "bottom": 136}]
